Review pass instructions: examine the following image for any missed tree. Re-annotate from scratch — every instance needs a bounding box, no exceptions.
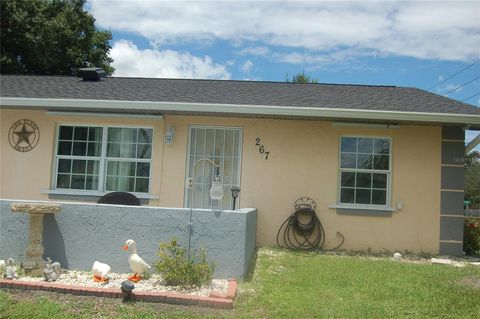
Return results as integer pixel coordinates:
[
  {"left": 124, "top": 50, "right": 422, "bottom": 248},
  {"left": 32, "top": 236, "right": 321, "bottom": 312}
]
[
  {"left": 286, "top": 70, "right": 318, "bottom": 84},
  {"left": 1, "top": 0, "right": 114, "bottom": 75},
  {"left": 465, "top": 151, "right": 480, "bottom": 208}
]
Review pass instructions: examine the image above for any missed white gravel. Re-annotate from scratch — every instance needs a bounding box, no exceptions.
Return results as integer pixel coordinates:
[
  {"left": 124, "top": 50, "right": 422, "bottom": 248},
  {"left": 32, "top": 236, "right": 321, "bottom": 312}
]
[{"left": 19, "top": 270, "right": 228, "bottom": 297}]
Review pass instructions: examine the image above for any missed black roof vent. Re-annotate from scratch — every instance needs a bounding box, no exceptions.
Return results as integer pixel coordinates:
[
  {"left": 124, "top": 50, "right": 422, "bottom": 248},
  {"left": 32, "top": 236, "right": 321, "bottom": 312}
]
[{"left": 77, "top": 67, "right": 106, "bottom": 81}]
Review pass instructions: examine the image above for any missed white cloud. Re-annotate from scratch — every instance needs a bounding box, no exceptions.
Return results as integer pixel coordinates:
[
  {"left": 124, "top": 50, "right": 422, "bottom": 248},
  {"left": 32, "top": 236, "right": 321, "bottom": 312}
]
[
  {"left": 239, "top": 46, "right": 271, "bottom": 56},
  {"left": 90, "top": 1, "right": 480, "bottom": 62},
  {"left": 110, "top": 40, "right": 230, "bottom": 79},
  {"left": 240, "top": 60, "right": 254, "bottom": 73}
]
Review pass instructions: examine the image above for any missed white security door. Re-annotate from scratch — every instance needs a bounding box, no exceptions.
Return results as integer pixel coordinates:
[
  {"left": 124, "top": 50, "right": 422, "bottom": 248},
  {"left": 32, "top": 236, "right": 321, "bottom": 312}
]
[{"left": 185, "top": 126, "right": 242, "bottom": 209}]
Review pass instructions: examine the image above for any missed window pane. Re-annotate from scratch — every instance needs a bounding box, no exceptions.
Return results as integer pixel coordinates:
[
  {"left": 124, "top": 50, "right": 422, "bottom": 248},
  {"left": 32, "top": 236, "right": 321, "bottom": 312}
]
[
  {"left": 108, "top": 128, "right": 122, "bottom": 142},
  {"left": 358, "top": 138, "right": 373, "bottom": 153},
  {"left": 356, "top": 189, "right": 371, "bottom": 204},
  {"left": 58, "top": 141, "right": 72, "bottom": 155},
  {"left": 374, "top": 155, "right": 389, "bottom": 170},
  {"left": 107, "top": 142, "right": 120, "bottom": 157},
  {"left": 340, "top": 153, "right": 356, "bottom": 168},
  {"left": 224, "top": 130, "right": 235, "bottom": 157},
  {"left": 56, "top": 174, "right": 71, "bottom": 188},
  {"left": 374, "top": 138, "right": 390, "bottom": 154},
  {"left": 122, "top": 128, "right": 138, "bottom": 144},
  {"left": 135, "top": 178, "right": 149, "bottom": 193},
  {"left": 136, "top": 144, "right": 151, "bottom": 159},
  {"left": 87, "top": 160, "right": 100, "bottom": 175},
  {"left": 121, "top": 161, "right": 136, "bottom": 177},
  {"left": 58, "top": 159, "right": 71, "bottom": 173},
  {"left": 138, "top": 129, "right": 152, "bottom": 144},
  {"left": 195, "top": 128, "right": 206, "bottom": 156},
  {"left": 372, "top": 190, "right": 387, "bottom": 205},
  {"left": 340, "top": 188, "right": 355, "bottom": 203},
  {"left": 74, "top": 127, "right": 88, "bottom": 141},
  {"left": 87, "top": 142, "right": 101, "bottom": 156},
  {"left": 59, "top": 126, "right": 73, "bottom": 140},
  {"left": 357, "top": 154, "right": 373, "bottom": 169},
  {"left": 88, "top": 127, "right": 102, "bottom": 142},
  {"left": 341, "top": 172, "right": 355, "bottom": 187},
  {"left": 72, "top": 160, "right": 86, "bottom": 174},
  {"left": 356, "top": 173, "right": 372, "bottom": 188},
  {"left": 72, "top": 141, "right": 87, "bottom": 156},
  {"left": 71, "top": 175, "right": 85, "bottom": 189},
  {"left": 85, "top": 176, "right": 99, "bottom": 190},
  {"left": 373, "top": 173, "right": 387, "bottom": 189},
  {"left": 119, "top": 143, "right": 136, "bottom": 158},
  {"left": 136, "top": 162, "right": 150, "bottom": 177},
  {"left": 109, "top": 177, "right": 134, "bottom": 192},
  {"left": 341, "top": 137, "right": 357, "bottom": 152},
  {"left": 214, "top": 129, "right": 225, "bottom": 158}
]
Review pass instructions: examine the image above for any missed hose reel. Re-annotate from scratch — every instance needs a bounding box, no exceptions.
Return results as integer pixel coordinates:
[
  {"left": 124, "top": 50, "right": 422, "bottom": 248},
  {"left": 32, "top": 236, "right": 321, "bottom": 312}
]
[{"left": 276, "top": 197, "right": 344, "bottom": 252}]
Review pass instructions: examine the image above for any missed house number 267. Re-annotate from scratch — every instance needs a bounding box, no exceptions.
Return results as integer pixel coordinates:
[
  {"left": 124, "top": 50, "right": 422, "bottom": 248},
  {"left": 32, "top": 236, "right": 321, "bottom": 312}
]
[{"left": 255, "top": 138, "right": 270, "bottom": 160}]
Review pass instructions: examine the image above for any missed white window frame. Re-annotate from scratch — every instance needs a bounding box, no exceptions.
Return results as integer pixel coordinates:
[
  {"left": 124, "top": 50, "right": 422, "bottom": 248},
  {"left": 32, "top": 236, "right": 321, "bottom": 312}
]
[
  {"left": 336, "top": 135, "right": 392, "bottom": 209},
  {"left": 184, "top": 125, "right": 243, "bottom": 209},
  {"left": 51, "top": 123, "right": 154, "bottom": 198}
]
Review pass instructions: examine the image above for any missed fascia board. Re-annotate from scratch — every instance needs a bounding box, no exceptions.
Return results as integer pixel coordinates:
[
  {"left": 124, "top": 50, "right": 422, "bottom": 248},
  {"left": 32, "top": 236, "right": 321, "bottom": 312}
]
[{"left": 1, "top": 97, "right": 480, "bottom": 127}]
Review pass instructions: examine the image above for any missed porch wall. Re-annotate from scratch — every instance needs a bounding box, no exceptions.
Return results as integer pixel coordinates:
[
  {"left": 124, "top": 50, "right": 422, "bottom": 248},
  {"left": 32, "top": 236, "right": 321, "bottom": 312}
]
[
  {"left": 1, "top": 108, "right": 443, "bottom": 254},
  {"left": 0, "top": 199, "right": 257, "bottom": 278}
]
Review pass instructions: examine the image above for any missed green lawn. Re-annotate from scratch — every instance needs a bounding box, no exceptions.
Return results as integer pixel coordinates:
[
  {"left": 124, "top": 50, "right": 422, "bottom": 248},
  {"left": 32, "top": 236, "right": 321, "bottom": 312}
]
[{"left": 1, "top": 248, "right": 479, "bottom": 318}]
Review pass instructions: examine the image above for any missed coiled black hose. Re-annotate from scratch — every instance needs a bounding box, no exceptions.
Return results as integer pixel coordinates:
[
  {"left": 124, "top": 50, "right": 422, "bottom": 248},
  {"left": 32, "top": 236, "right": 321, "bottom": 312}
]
[{"left": 276, "top": 198, "right": 345, "bottom": 252}]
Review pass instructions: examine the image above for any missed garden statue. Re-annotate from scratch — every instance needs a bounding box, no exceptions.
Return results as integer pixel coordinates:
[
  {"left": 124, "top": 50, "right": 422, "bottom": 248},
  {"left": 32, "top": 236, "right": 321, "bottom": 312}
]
[
  {"left": 4, "top": 258, "right": 18, "bottom": 280},
  {"left": 43, "top": 257, "right": 62, "bottom": 282},
  {"left": 123, "top": 239, "right": 151, "bottom": 282},
  {"left": 0, "top": 259, "right": 5, "bottom": 274},
  {"left": 92, "top": 261, "right": 111, "bottom": 282}
]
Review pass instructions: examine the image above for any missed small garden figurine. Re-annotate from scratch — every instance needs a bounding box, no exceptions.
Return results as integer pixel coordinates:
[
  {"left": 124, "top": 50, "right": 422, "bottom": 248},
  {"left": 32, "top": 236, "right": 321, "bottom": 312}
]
[
  {"left": 43, "top": 257, "right": 62, "bottom": 282},
  {"left": 92, "top": 261, "right": 111, "bottom": 282},
  {"left": 4, "top": 258, "right": 18, "bottom": 280},
  {"left": 0, "top": 259, "right": 5, "bottom": 274},
  {"left": 123, "top": 239, "right": 151, "bottom": 282}
]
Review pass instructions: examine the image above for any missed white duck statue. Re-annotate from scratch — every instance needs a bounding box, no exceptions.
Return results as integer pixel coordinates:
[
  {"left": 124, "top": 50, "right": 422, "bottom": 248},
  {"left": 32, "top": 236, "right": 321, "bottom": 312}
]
[
  {"left": 4, "top": 258, "right": 17, "bottom": 280},
  {"left": 43, "top": 257, "right": 62, "bottom": 282},
  {"left": 123, "top": 239, "right": 151, "bottom": 282},
  {"left": 92, "top": 261, "right": 111, "bottom": 282},
  {"left": 0, "top": 259, "right": 5, "bottom": 275}
]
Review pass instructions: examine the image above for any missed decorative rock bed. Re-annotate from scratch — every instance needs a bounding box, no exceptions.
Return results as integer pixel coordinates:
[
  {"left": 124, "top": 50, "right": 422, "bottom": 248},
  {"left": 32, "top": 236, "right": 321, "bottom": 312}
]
[{"left": 0, "top": 270, "right": 237, "bottom": 309}]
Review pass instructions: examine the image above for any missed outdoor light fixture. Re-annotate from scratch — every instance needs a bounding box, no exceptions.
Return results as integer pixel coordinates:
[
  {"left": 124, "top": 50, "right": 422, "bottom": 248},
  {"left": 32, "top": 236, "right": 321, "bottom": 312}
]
[
  {"left": 121, "top": 280, "right": 135, "bottom": 303},
  {"left": 164, "top": 127, "right": 175, "bottom": 145},
  {"left": 231, "top": 186, "right": 240, "bottom": 210}
]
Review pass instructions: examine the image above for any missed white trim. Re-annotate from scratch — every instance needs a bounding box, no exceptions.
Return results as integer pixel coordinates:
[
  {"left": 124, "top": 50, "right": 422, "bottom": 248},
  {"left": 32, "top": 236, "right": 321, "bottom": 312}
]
[
  {"left": 43, "top": 189, "right": 159, "bottom": 200},
  {"left": 332, "top": 122, "right": 400, "bottom": 129},
  {"left": 328, "top": 204, "right": 397, "bottom": 212},
  {"left": 2, "top": 97, "right": 480, "bottom": 126},
  {"left": 337, "top": 136, "right": 392, "bottom": 207},
  {"left": 45, "top": 111, "right": 164, "bottom": 119}
]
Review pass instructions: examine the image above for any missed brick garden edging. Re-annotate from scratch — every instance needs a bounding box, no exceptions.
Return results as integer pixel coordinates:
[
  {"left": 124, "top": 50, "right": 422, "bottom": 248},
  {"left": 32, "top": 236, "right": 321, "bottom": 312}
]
[{"left": 0, "top": 278, "right": 237, "bottom": 309}]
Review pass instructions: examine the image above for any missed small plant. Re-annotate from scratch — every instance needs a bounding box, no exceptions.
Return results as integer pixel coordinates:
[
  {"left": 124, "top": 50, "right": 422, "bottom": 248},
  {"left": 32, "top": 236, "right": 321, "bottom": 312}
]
[
  {"left": 155, "top": 237, "right": 215, "bottom": 288},
  {"left": 463, "top": 217, "right": 480, "bottom": 255}
]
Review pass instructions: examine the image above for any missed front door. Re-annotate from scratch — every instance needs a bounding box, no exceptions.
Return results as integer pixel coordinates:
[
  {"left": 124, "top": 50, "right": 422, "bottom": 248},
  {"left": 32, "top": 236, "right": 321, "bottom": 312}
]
[{"left": 185, "top": 126, "right": 242, "bottom": 209}]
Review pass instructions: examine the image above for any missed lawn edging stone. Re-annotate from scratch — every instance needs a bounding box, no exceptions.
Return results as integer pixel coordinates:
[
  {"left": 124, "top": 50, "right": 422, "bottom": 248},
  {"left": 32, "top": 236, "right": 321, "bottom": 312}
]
[{"left": 0, "top": 278, "right": 237, "bottom": 309}]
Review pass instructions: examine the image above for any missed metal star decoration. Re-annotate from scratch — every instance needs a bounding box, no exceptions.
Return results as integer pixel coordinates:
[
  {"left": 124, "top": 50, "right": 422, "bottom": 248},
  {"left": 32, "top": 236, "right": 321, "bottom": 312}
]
[{"left": 14, "top": 124, "right": 34, "bottom": 147}]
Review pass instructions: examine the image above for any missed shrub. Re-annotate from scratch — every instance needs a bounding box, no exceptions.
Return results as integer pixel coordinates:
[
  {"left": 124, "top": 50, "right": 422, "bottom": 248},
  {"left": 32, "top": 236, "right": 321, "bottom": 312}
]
[
  {"left": 463, "top": 218, "right": 480, "bottom": 255},
  {"left": 155, "top": 237, "right": 215, "bottom": 288}
]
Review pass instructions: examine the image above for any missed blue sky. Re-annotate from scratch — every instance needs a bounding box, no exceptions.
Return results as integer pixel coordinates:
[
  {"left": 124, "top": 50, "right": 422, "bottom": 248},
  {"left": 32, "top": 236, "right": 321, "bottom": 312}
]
[{"left": 86, "top": 1, "right": 480, "bottom": 148}]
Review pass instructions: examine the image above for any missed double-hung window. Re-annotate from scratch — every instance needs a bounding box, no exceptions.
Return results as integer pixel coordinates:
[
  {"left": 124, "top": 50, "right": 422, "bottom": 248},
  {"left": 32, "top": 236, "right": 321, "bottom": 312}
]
[
  {"left": 54, "top": 125, "right": 153, "bottom": 194},
  {"left": 339, "top": 136, "right": 391, "bottom": 206}
]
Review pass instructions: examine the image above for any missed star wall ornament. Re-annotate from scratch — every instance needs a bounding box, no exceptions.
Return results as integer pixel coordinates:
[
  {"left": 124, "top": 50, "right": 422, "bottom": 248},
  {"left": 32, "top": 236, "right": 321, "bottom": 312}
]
[{"left": 8, "top": 119, "right": 40, "bottom": 152}]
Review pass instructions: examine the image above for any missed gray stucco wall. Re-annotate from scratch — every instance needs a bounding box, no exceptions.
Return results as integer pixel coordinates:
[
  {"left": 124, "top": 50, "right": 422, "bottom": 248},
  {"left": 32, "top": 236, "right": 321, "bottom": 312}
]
[{"left": 0, "top": 199, "right": 257, "bottom": 279}]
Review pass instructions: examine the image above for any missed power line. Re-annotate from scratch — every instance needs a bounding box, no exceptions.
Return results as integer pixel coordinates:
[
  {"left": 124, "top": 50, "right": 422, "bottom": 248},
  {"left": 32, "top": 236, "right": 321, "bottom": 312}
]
[
  {"left": 442, "top": 75, "right": 480, "bottom": 96},
  {"left": 427, "top": 59, "right": 480, "bottom": 91},
  {"left": 462, "top": 91, "right": 480, "bottom": 102}
]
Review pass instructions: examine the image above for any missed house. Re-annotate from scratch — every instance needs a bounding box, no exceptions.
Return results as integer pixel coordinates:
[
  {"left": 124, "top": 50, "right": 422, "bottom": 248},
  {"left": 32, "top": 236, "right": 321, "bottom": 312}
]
[{"left": 1, "top": 70, "right": 480, "bottom": 256}]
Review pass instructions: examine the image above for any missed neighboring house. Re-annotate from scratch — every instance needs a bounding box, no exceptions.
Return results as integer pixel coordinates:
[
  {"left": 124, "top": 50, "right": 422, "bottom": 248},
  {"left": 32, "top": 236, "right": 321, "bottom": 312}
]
[{"left": 1, "top": 71, "right": 480, "bottom": 255}]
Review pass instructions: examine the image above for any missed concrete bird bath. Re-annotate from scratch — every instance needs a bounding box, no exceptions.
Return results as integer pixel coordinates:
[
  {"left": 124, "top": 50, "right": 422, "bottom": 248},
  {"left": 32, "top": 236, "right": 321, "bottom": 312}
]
[{"left": 10, "top": 202, "right": 61, "bottom": 275}]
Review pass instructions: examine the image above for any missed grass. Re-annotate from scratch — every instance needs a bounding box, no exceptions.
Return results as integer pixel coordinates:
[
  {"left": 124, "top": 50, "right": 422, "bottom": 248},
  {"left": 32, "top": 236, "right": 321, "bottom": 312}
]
[{"left": 1, "top": 248, "right": 480, "bottom": 318}]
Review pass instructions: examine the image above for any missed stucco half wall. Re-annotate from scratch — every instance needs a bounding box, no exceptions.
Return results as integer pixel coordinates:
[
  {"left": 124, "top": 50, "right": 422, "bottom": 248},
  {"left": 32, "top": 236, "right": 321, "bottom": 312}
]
[
  {"left": 0, "top": 199, "right": 257, "bottom": 279},
  {"left": 1, "top": 109, "right": 442, "bottom": 254}
]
